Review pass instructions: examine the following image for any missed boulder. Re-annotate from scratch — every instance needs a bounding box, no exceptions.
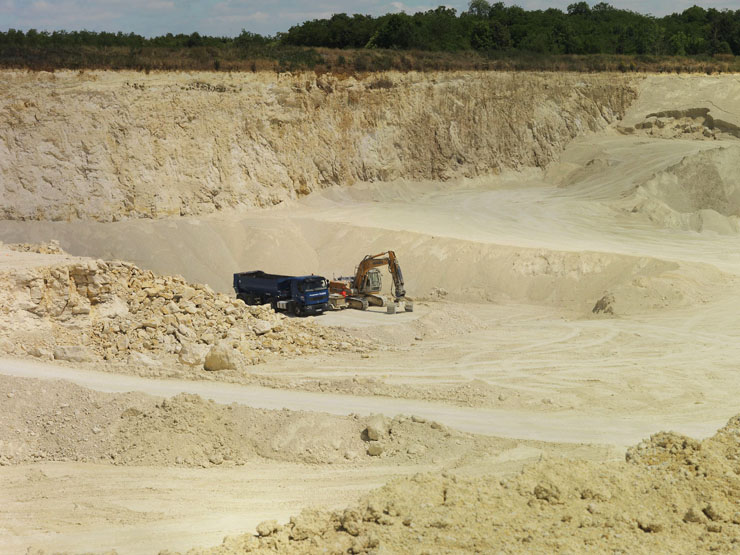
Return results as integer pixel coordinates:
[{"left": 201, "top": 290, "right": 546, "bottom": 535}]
[
  {"left": 179, "top": 343, "right": 209, "bottom": 366},
  {"left": 204, "top": 342, "right": 240, "bottom": 371},
  {"left": 289, "top": 512, "right": 325, "bottom": 541},
  {"left": 95, "top": 296, "right": 129, "bottom": 319},
  {"left": 0, "top": 337, "right": 15, "bottom": 355},
  {"left": 592, "top": 293, "right": 615, "bottom": 315},
  {"left": 129, "top": 351, "right": 160, "bottom": 367},
  {"left": 256, "top": 520, "right": 280, "bottom": 537},
  {"left": 116, "top": 335, "right": 130, "bottom": 351},
  {"left": 53, "top": 345, "right": 93, "bottom": 363},
  {"left": 252, "top": 319, "right": 273, "bottom": 336},
  {"left": 179, "top": 286, "right": 197, "bottom": 300},
  {"left": 365, "top": 414, "right": 388, "bottom": 441},
  {"left": 26, "top": 345, "right": 53, "bottom": 360}
]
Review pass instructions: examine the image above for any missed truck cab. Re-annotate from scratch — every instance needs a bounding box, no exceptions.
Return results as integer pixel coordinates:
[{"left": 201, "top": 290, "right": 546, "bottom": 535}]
[{"left": 286, "top": 275, "right": 330, "bottom": 315}]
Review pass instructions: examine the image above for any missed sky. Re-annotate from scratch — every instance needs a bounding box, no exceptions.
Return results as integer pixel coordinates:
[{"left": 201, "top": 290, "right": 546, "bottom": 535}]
[{"left": 0, "top": 0, "right": 737, "bottom": 38}]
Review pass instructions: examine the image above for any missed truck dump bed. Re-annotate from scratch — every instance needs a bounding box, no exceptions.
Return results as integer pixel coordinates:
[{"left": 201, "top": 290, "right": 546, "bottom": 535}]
[{"left": 233, "top": 271, "right": 292, "bottom": 294}]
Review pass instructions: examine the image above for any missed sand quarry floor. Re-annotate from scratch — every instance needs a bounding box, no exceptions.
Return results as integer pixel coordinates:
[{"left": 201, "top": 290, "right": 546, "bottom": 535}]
[{"left": 3, "top": 74, "right": 740, "bottom": 553}]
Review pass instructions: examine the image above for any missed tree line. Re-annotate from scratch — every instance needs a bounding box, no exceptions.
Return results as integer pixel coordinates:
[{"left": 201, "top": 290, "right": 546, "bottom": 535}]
[
  {"left": 282, "top": 2, "right": 740, "bottom": 56},
  {"left": 0, "top": 3, "right": 738, "bottom": 72},
  {"left": 0, "top": 29, "right": 270, "bottom": 49}
]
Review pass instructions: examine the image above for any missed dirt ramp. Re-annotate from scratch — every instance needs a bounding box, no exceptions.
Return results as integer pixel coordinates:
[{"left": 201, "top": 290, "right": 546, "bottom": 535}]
[
  {"left": 628, "top": 146, "right": 740, "bottom": 234},
  {"left": 425, "top": 246, "right": 724, "bottom": 315}
]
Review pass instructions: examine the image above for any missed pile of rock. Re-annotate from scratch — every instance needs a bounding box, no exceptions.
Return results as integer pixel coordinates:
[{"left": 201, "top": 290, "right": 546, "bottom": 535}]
[
  {"left": 206, "top": 414, "right": 740, "bottom": 554},
  {"left": 361, "top": 414, "right": 459, "bottom": 460},
  {"left": 5, "top": 240, "right": 65, "bottom": 254},
  {"left": 0, "top": 252, "right": 368, "bottom": 370}
]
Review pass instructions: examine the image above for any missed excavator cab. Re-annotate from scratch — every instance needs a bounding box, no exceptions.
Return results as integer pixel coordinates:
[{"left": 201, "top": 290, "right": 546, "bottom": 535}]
[{"left": 360, "top": 268, "right": 382, "bottom": 294}]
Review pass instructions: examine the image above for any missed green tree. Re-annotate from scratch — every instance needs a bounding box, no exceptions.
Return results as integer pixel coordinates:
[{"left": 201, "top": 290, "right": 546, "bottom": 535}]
[
  {"left": 567, "top": 2, "right": 591, "bottom": 16},
  {"left": 467, "top": 0, "right": 491, "bottom": 18},
  {"left": 186, "top": 32, "right": 202, "bottom": 47},
  {"left": 371, "top": 14, "right": 415, "bottom": 49},
  {"left": 668, "top": 31, "right": 688, "bottom": 55}
]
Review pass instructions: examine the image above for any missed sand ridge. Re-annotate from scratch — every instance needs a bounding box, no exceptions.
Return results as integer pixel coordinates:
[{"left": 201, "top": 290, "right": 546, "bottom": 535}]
[{"left": 0, "top": 374, "right": 515, "bottom": 468}]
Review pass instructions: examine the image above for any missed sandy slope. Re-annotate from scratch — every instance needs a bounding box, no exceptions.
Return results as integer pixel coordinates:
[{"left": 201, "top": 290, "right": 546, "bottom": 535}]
[
  {"left": 0, "top": 374, "right": 610, "bottom": 554},
  {"left": 1, "top": 460, "right": 419, "bottom": 554}
]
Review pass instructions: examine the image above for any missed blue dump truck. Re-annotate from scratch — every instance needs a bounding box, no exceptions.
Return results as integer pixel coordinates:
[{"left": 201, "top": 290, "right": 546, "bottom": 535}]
[{"left": 233, "top": 271, "right": 330, "bottom": 316}]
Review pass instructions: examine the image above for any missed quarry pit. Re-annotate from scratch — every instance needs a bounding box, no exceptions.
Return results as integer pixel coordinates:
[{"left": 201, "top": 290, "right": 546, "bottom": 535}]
[{"left": 3, "top": 70, "right": 740, "bottom": 553}]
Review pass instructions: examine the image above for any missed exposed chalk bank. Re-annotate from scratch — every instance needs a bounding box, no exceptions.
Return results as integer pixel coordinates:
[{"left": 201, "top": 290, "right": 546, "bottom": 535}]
[{"left": 0, "top": 70, "right": 638, "bottom": 221}]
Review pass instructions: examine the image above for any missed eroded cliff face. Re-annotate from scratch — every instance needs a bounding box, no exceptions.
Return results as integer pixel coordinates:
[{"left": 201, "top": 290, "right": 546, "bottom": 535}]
[{"left": 0, "top": 70, "right": 638, "bottom": 221}]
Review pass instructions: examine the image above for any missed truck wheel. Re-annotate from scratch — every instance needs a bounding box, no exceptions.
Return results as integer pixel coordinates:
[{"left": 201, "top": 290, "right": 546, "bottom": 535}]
[{"left": 294, "top": 305, "right": 303, "bottom": 317}]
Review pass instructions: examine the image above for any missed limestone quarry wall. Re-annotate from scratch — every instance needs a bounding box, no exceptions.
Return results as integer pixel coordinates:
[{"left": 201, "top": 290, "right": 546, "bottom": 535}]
[{"left": 0, "top": 70, "right": 638, "bottom": 221}]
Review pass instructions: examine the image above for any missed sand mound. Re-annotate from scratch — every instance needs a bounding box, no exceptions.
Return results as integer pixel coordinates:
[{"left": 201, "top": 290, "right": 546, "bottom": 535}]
[
  {"left": 627, "top": 146, "right": 740, "bottom": 234},
  {"left": 589, "top": 258, "right": 726, "bottom": 317},
  {"left": 619, "top": 75, "right": 740, "bottom": 137},
  {"left": 0, "top": 375, "right": 510, "bottom": 468},
  {"left": 202, "top": 415, "right": 740, "bottom": 554},
  {"left": 0, "top": 245, "right": 367, "bottom": 371},
  {"left": 111, "top": 394, "right": 371, "bottom": 467}
]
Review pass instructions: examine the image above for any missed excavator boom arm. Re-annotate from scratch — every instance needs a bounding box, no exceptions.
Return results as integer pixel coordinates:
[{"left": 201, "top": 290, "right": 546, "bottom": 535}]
[
  {"left": 387, "top": 251, "right": 406, "bottom": 298},
  {"left": 352, "top": 251, "right": 406, "bottom": 298}
]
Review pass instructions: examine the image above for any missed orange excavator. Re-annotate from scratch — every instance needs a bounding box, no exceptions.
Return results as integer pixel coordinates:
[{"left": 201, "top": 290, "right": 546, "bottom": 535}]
[{"left": 329, "top": 251, "right": 413, "bottom": 313}]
